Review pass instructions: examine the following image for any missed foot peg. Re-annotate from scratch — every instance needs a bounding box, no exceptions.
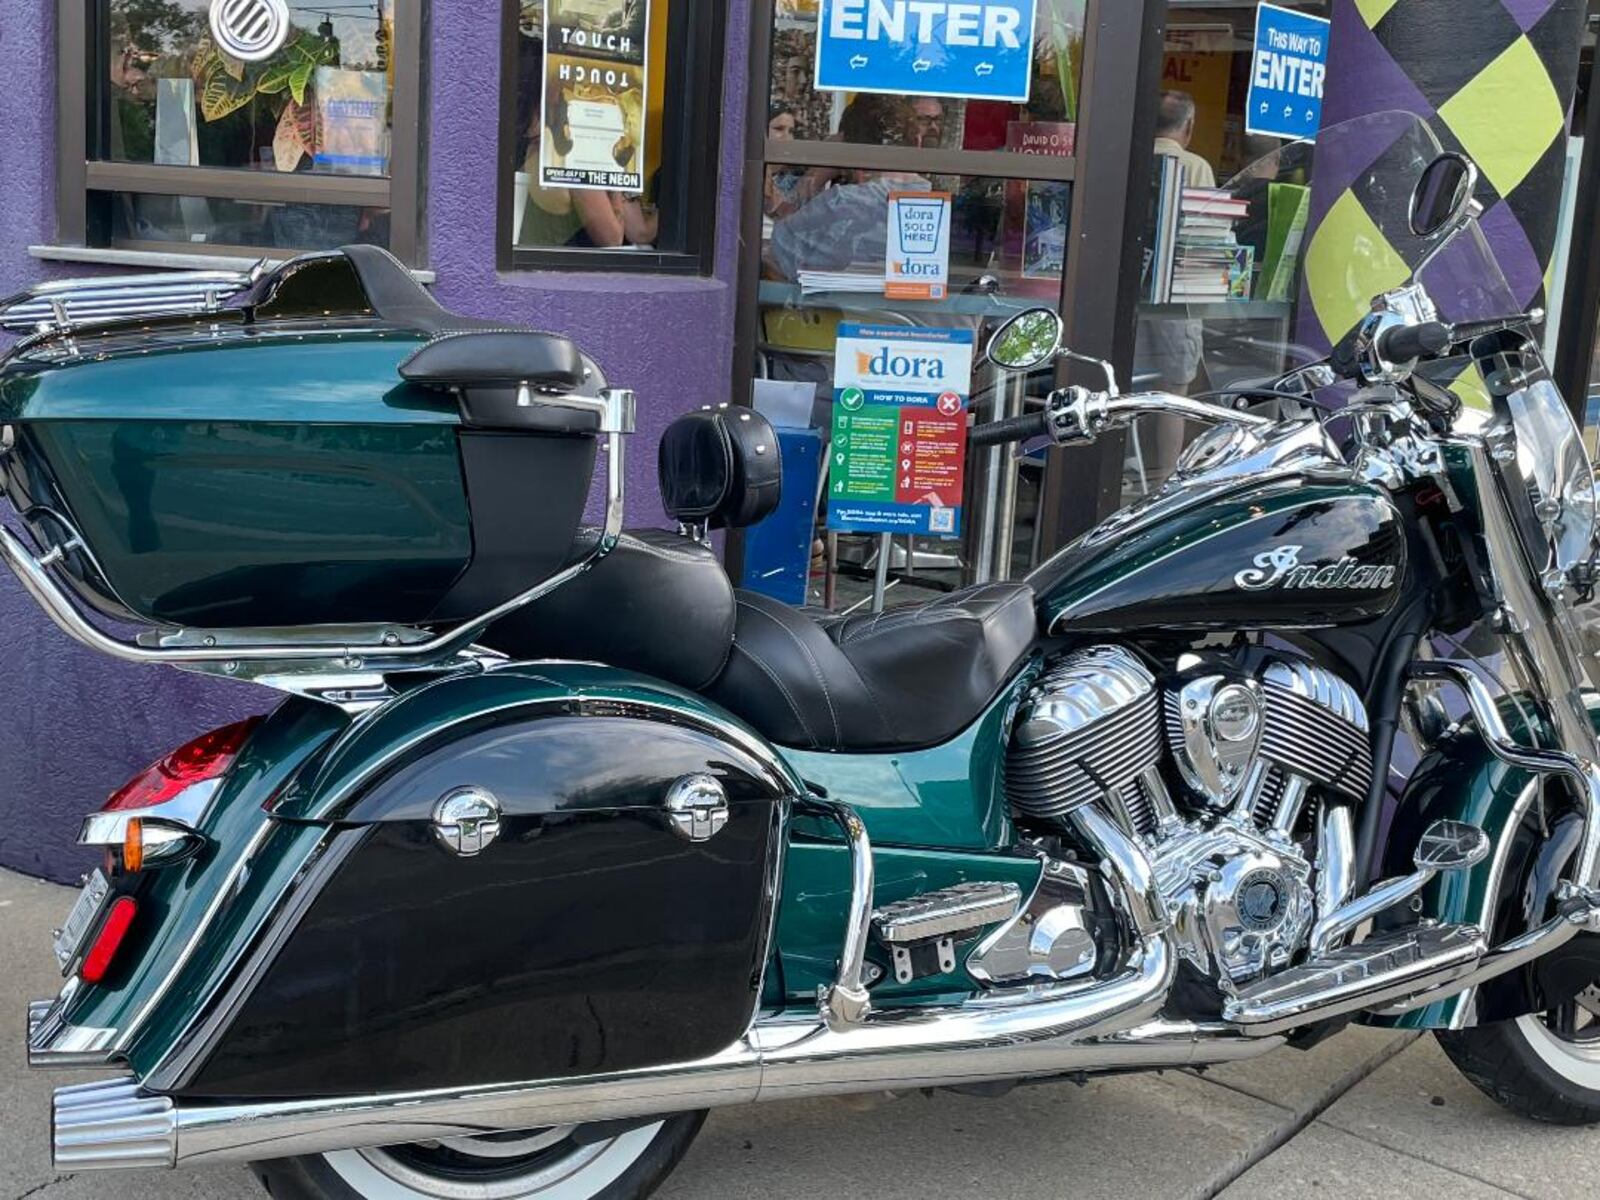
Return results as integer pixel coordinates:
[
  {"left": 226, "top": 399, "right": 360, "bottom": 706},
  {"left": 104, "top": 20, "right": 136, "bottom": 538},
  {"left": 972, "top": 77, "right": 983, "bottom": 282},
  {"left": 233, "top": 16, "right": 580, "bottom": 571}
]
[
  {"left": 872, "top": 882, "right": 1021, "bottom": 984},
  {"left": 1225, "top": 922, "right": 1486, "bottom": 1034},
  {"left": 1309, "top": 820, "right": 1488, "bottom": 956}
]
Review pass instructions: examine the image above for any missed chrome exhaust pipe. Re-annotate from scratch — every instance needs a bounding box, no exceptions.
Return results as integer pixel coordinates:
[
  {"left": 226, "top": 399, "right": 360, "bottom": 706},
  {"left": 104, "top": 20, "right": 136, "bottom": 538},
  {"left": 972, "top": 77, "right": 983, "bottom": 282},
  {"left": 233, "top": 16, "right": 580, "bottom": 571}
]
[
  {"left": 55, "top": 806, "right": 1260, "bottom": 1172},
  {"left": 54, "top": 936, "right": 1266, "bottom": 1172}
]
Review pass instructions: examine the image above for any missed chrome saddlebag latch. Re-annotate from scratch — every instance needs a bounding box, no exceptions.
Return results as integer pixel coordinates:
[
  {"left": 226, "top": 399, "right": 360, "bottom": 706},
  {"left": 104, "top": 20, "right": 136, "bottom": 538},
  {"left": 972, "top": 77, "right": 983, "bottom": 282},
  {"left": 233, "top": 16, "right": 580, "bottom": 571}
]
[
  {"left": 665, "top": 774, "right": 730, "bottom": 843},
  {"left": 432, "top": 788, "right": 503, "bottom": 857}
]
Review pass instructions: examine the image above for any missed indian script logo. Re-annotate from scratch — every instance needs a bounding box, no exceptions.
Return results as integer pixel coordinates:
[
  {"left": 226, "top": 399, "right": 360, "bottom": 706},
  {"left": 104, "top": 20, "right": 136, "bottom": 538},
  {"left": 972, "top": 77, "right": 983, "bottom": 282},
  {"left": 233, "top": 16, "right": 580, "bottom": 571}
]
[{"left": 1233, "top": 545, "right": 1397, "bottom": 592}]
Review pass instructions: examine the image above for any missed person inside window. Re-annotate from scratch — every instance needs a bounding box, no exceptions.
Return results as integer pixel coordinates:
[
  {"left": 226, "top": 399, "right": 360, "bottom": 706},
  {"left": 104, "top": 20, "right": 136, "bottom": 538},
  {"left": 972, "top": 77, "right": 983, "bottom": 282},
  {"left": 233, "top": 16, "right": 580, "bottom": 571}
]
[
  {"left": 902, "top": 97, "right": 946, "bottom": 149},
  {"left": 767, "top": 97, "right": 932, "bottom": 281},
  {"left": 1153, "top": 89, "right": 1216, "bottom": 189}
]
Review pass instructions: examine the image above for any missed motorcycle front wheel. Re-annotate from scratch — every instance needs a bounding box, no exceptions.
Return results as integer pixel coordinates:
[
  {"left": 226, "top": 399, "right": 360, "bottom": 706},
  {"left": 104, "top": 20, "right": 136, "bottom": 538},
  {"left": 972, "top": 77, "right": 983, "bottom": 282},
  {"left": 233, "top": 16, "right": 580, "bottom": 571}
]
[
  {"left": 1436, "top": 986, "right": 1600, "bottom": 1125},
  {"left": 249, "top": 1113, "right": 705, "bottom": 1200}
]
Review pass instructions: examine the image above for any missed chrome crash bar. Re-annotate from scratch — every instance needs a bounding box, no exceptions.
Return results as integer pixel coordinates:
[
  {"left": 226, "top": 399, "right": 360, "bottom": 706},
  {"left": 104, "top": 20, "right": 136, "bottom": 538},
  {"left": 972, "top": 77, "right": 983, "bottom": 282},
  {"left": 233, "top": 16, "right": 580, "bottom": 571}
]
[
  {"left": 0, "top": 388, "right": 635, "bottom": 679},
  {"left": 1409, "top": 658, "right": 1600, "bottom": 893}
]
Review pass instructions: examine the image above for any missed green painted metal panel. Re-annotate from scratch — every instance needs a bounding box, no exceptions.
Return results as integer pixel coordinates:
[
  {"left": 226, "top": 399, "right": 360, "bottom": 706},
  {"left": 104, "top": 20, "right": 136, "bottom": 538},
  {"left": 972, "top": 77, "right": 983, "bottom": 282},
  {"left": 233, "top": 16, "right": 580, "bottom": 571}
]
[
  {"left": 778, "top": 663, "right": 1034, "bottom": 851},
  {"left": 273, "top": 663, "right": 806, "bottom": 822},
  {"left": 1369, "top": 695, "right": 1595, "bottom": 1030},
  {"left": 0, "top": 327, "right": 451, "bottom": 425},
  {"left": 775, "top": 842, "right": 1043, "bottom": 1004}
]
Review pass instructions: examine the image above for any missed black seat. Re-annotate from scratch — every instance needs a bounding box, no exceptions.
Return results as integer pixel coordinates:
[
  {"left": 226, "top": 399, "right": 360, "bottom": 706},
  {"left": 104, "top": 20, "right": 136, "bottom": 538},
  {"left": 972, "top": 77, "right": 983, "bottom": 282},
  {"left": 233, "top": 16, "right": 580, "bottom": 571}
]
[
  {"left": 703, "top": 584, "right": 1037, "bottom": 752},
  {"left": 482, "top": 528, "right": 736, "bottom": 692}
]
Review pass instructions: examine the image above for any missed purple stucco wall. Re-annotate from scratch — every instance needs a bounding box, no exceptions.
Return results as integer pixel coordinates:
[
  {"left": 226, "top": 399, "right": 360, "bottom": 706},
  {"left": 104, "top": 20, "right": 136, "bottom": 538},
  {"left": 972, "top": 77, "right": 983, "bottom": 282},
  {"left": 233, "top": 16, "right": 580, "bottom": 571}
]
[{"left": 0, "top": 2, "right": 751, "bottom": 882}]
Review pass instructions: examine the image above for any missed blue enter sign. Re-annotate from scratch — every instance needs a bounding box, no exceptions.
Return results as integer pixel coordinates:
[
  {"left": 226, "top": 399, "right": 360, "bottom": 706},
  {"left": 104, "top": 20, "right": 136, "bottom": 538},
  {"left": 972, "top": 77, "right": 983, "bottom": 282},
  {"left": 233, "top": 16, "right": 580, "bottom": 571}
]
[
  {"left": 1246, "top": 2, "right": 1330, "bottom": 141},
  {"left": 813, "top": 0, "right": 1038, "bottom": 104}
]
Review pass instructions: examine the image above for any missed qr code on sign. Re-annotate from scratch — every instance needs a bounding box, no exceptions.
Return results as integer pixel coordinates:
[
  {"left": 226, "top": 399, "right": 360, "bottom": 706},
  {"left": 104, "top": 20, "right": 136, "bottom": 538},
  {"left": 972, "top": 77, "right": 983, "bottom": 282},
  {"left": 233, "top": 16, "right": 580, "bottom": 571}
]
[{"left": 929, "top": 507, "right": 955, "bottom": 533}]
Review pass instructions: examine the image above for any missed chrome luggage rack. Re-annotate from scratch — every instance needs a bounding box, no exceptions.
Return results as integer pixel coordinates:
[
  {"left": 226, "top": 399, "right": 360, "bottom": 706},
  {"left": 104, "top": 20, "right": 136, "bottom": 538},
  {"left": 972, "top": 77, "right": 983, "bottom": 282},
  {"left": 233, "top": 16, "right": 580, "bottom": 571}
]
[
  {"left": 0, "top": 387, "right": 635, "bottom": 708},
  {"left": 0, "top": 265, "right": 265, "bottom": 335}
]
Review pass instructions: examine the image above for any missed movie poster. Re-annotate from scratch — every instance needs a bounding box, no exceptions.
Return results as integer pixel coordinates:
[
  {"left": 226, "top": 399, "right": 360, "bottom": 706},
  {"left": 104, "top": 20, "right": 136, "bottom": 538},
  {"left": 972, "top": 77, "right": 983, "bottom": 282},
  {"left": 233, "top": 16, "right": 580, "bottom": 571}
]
[{"left": 541, "top": 0, "right": 650, "bottom": 194}]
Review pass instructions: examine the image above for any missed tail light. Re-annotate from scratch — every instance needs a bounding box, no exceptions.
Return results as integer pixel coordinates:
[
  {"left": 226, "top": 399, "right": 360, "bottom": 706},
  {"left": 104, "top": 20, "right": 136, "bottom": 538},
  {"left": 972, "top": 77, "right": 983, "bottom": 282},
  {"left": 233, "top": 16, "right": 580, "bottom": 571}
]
[
  {"left": 79, "top": 897, "right": 137, "bottom": 984},
  {"left": 81, "top": 716, "right": 263, "bottom": 874},
  {"left": 105, "top": 716, "right": 263, "bottom": 812}
]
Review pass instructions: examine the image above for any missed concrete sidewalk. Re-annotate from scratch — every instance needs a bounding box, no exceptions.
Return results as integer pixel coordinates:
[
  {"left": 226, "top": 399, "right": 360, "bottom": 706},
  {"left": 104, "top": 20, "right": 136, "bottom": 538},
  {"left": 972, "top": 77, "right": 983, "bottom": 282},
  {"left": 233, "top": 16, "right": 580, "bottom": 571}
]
[{"left": 3, "top": 868, "right": 1595, "bottom": 1200}]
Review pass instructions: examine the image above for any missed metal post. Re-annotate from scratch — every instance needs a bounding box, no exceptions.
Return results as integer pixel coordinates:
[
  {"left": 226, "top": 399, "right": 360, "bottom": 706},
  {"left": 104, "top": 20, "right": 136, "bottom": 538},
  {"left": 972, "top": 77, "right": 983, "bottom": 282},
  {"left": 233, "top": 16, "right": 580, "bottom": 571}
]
[
  {"left": 871, "top": 533, "right": 892, "bottom": 613},
  {"left": 991, "top": 372, "right": 1025, "bottom": 581}
]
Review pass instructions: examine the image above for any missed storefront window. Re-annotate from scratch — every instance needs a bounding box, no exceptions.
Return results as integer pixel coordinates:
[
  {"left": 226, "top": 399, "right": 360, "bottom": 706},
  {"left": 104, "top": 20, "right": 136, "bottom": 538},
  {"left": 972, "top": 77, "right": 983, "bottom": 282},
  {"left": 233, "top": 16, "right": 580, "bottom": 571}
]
[
  {"left": 62, "top": 1, "right": 424, "bottom": 263},
  {"left": 500, "top": 0, "right": 725, "bottom": 273},
  {"left": 103, "top": 1, "right": 393, "bottom": 176},
  {"left": 1129, "top": 2, "right": 1328, "bottom": 495},
  {"left": 746, "top": 0, "right": 1088, "bottom": 609}
]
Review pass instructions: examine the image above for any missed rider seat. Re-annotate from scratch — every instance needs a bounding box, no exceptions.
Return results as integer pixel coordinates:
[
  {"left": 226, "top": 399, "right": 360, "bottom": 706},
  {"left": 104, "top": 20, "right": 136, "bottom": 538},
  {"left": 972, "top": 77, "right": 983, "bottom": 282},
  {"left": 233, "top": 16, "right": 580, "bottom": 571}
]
[{"left": 482, "top": 400, "right": 1038, "bottom": 753}]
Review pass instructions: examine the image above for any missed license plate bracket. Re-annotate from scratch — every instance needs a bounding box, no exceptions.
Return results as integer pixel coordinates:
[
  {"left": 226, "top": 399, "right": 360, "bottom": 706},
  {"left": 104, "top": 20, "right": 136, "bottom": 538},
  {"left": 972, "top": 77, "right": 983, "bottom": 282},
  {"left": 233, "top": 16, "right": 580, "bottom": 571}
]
[{"left": 52, "top": 869, "right": 110, "bottom": 973}]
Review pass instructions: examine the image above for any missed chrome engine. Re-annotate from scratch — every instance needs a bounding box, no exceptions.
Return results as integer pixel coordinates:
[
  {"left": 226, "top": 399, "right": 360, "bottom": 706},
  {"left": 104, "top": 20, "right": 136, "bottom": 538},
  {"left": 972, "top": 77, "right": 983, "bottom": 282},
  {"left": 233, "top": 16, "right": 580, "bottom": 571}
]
[{"left": 1006, "top": 645, "right": 1373, "bottom": 989}]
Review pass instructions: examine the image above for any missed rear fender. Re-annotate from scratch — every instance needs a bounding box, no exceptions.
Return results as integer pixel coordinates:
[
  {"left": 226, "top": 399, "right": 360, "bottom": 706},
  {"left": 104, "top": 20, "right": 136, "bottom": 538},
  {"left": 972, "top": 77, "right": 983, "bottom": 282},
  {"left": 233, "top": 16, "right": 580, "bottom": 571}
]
[{"left": 34, "top": 698, "right": 348, "bottom": 1073}]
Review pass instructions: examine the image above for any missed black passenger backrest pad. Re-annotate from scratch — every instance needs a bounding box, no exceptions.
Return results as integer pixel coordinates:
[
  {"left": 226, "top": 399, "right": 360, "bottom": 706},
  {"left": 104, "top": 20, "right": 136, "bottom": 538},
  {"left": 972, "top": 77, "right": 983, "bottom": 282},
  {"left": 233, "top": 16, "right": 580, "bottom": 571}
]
[
  {"left": 399, "top": 331, "right": 587, "bottom": 392},
  {"left": 658, "top": 406, "right": 782, "bottom": 529}
]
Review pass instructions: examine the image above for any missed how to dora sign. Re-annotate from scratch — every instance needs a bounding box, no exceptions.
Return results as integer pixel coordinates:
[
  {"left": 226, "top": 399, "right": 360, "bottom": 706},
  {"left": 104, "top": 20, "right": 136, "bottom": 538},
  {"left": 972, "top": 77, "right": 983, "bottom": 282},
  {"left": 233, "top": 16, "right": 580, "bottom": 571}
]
[{"left": 828, "top": 325, "right": 973, "bottom": 537}]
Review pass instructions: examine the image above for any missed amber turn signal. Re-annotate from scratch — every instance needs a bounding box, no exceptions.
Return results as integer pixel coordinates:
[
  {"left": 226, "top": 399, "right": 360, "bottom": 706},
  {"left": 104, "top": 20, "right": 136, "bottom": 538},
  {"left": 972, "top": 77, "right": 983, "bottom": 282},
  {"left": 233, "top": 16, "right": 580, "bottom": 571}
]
[{"left": 121, "top": 818, "right": 144, "bottom": 874}]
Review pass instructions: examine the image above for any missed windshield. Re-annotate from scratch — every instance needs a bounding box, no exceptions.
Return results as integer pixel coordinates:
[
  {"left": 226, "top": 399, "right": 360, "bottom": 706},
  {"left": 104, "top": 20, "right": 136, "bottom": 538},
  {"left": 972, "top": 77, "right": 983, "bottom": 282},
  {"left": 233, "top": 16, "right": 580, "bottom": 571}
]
[{"left": 1160, "top": 110, "right": 1520, "bottom": 393}]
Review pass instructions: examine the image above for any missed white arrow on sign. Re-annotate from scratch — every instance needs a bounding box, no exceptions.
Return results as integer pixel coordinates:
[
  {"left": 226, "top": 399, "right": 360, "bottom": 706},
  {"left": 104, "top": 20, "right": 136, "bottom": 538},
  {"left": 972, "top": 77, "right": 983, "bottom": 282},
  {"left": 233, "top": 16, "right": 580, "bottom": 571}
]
[
  {"left": 850, "top": 54, "right": 868, "bottom": 68},
  {"left": 974, "top": 61, "right": 994, "bottom": 76},
  {"left": 912, "top": 58, "right": 932, "bottom": 72}
]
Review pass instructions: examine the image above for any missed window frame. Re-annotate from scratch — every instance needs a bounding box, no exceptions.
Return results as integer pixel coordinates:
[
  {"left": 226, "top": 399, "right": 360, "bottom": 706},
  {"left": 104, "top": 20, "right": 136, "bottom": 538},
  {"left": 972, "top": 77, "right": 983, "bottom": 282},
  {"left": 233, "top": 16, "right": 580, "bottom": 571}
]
[
  {"left": 495, "top": 0, "right": 726, "bottom": 276},
  {"left": 57, "top": 0, "right": 428, "bottom": 265}
]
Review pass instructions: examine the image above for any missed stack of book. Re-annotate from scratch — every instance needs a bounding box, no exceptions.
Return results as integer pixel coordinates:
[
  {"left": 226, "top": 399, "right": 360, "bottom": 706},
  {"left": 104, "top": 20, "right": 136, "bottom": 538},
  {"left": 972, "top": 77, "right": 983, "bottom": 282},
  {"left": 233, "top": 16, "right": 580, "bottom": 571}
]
[{"left": 1170, "top": 187, "right": 1253, "bottom": 302}]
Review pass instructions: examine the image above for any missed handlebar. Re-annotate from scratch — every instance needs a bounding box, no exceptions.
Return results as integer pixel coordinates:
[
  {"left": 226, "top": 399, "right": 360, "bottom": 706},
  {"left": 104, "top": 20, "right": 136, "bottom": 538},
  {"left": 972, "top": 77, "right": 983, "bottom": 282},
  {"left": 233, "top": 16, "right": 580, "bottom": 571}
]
[
  {"left": 970, "top": 410, "right": 1049, "bottom": 449},
  {"left": 1376, "top": 321, "right": 1452, "bottom": 364},
  {"left": 968, "top": 388, "right": 1268, "bottom": 452}
]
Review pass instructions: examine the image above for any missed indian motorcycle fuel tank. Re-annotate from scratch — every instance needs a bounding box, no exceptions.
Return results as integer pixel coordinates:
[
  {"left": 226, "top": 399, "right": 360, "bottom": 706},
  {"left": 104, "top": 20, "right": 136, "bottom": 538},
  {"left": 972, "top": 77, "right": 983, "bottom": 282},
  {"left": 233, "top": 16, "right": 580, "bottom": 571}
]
[{"left": 1029, "top": 473, "right": 1407, "bottom": 635}]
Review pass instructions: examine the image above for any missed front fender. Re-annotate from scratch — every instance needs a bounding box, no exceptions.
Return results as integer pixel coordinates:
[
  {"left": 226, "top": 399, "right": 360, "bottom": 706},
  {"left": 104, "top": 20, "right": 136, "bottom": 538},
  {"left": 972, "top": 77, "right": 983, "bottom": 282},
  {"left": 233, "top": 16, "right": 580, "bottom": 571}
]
[{"left": 1371, "top": 695, "right": 1600, "bottom": 1029}]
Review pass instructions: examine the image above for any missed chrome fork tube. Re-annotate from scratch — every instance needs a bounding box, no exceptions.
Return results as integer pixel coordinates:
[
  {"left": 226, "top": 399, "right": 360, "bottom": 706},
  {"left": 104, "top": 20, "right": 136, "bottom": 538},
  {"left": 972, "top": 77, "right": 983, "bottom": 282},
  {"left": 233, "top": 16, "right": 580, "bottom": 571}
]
[{"left": 1456, "top": 436, "right": 1600, "bottom": 887}]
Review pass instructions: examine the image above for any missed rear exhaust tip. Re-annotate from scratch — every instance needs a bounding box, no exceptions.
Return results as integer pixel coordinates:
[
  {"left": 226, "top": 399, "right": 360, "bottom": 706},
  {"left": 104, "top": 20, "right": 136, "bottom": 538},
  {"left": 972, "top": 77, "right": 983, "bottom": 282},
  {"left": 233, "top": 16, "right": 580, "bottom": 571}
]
[
  {"left": 52, "top": 1079, "right": 176, "bottom": 1171},
  {"left": 26, "top": 1000, "right": 51, "bottom": 1043}
]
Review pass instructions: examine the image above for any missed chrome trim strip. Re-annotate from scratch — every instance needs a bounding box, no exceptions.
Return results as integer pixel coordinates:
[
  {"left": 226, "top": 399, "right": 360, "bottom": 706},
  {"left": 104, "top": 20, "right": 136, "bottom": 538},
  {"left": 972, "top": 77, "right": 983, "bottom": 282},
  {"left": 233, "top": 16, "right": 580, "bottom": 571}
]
[
  {"left": 808, "top": 800, "right": 874, "bottom": 1031},
  {"left": 78, "top": 780, "right": 220, "bottom": 849},
  {"left": 28, "top": 979, "right": 119, "bottom": 1069},
  {"left": 58, "top": 934, "right": 1191, "bottom": 1171}
]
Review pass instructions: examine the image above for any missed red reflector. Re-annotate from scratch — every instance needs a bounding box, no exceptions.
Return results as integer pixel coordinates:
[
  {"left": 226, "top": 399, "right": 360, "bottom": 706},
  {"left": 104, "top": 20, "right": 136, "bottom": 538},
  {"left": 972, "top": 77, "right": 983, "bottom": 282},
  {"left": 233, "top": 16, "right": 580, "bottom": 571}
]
[
  {"left": 104, "top": 717, "right": 263, "bottom": 812},
  {"left": 79, "top": 897, "right": 137, "bottom": 984}
]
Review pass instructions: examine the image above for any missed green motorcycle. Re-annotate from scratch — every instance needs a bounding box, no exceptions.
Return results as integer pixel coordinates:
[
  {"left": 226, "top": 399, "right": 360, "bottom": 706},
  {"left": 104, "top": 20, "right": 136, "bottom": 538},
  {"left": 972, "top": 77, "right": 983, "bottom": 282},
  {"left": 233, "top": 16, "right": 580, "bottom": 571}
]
[{"left": 11, "top": 112, "right": 1600, "bottom": 1200}]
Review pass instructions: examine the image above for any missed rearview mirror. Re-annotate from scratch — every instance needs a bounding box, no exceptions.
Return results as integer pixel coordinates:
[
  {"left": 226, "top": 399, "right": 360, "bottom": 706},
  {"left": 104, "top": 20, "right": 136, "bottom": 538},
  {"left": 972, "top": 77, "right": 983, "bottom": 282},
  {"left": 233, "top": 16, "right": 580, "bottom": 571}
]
[
  {"left": 987, "top": 308, "right": 1063, "bottom": 372},
  {"left": 1409, "top": 153, "right": 1478, "bottom": 239}
]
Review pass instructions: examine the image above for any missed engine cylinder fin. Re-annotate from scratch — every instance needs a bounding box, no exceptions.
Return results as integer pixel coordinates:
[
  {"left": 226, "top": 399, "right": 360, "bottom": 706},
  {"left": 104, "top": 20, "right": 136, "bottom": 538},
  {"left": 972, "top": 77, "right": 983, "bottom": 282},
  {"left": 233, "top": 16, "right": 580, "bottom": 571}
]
[
  {"left": 1258, "top": 684, "right": 1373, "bottom": 801},
  {"left": 1005, "top": 646, "right": 1164, "bottom": 823}
]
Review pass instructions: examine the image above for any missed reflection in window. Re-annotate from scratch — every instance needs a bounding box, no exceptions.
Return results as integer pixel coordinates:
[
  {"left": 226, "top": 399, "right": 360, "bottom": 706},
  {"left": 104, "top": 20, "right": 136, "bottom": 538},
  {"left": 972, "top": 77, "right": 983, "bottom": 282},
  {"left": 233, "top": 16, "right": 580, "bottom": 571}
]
[
  {"left": 104, "top": 193, "right": 389, "bottom": 252},
  {"left": 761, "top": 167, "right": 1069, "bottom": 304},
  {"left": 104, "top": 0, "right": 394, "bottom": 176}
]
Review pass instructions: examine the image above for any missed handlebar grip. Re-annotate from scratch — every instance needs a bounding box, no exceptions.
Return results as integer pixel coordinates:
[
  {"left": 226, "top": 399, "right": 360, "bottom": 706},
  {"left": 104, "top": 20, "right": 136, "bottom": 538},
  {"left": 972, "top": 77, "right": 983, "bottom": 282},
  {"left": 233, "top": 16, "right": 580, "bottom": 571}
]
[
  {"left": 969, "top": 411, "right": 1050, "bottom": 449},
  {"left": 1377, "top": 321, "right": 1453, "bottom": 364}
]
